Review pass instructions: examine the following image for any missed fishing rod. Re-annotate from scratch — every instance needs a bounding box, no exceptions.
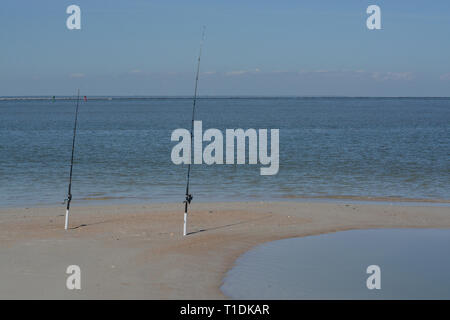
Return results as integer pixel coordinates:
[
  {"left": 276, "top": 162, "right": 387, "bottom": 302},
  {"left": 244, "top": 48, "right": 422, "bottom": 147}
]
[
  {"left": 184, "top": 27, "right": 206, "bottom": 236},
  {"left": 64, "top": 89, "right": 81, "bottom": 230}
]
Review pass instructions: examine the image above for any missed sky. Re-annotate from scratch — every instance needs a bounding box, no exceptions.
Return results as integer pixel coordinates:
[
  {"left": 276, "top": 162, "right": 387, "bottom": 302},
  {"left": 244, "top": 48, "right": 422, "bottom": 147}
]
[{"left": 1, "top": 0, "right": 450, "bottom": 96}]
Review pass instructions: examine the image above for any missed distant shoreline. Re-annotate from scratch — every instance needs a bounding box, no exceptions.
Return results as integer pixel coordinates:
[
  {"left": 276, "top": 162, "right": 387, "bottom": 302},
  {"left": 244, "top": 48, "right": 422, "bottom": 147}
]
[{"left": 1, "top": 96, "right": 450, "bottom": 101}]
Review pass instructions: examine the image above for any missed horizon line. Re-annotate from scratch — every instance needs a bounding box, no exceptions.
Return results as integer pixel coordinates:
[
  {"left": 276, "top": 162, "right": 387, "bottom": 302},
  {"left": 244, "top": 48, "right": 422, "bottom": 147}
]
[{"left": 2, "top": 95, "right": 450, "bottom": 101}]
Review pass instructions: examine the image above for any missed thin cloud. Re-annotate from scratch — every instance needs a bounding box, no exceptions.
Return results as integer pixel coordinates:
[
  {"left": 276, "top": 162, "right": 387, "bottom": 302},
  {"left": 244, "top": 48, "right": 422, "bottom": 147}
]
[
  {"left": 440, "top": 73, "right": 450, "bottom": 81},
  {"left": 298, "top": 69, "right": 361, "bottom": 76},
  {"left": 225, "top": 68, "right": 260, "bottom": 76},
  {"left": 296, "top": 69, "right": 414, "bottom": 81},
  {"left": 372, "top": 72, "right": 414, "bottom": 81}
]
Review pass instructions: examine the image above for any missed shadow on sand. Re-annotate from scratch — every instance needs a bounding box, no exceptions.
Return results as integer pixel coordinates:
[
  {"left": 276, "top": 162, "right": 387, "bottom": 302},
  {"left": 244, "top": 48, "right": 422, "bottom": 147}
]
[{"left": 187, "top": 215, "right": 272, "bottom": 236}]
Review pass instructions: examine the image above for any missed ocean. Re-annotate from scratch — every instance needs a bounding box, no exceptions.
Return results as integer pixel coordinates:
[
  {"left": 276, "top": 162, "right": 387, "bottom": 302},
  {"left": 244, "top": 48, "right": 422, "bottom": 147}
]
[{"left": 0, "top": 97, "right": 449, "bottom": 208}]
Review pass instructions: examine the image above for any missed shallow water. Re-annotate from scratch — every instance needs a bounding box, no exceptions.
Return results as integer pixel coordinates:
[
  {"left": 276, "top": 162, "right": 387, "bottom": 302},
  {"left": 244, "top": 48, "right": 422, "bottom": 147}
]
[
  {"left": 221, "top": 229, "right": 450, "bottom": 299},
  {"left": 0, "top": 97, "right": 449, "bottom": 207}
]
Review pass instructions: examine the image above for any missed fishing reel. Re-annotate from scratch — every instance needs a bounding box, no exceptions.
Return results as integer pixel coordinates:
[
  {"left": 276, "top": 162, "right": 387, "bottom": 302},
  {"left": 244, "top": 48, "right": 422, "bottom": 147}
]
[
  {"left": 184, "top": 194, "right": 193, "bottom": 205},
  {"left": 63, "top": 193, "right": 72, "bottom": 204}
]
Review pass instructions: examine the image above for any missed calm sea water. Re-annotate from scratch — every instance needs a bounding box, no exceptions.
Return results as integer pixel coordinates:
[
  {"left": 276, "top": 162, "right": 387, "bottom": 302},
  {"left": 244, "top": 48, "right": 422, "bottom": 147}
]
[
  {"left": 221, "top": 229, "right": 450, "bottom": 299},
  {"left": 0, "top": 97, "right": 449, "bottom": 208}
]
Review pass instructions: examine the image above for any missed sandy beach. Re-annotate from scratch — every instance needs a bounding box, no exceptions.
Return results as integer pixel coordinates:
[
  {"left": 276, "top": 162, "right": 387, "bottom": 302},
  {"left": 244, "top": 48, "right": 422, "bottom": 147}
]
[{"left": 0, "top": 201, "right": 449, "bottom": 299}]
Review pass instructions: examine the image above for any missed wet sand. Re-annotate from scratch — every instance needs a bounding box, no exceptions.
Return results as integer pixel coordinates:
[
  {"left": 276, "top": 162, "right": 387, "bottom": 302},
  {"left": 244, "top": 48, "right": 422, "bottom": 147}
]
[{"left": 0, "top": 201, "right": 449, "bottom": 299}]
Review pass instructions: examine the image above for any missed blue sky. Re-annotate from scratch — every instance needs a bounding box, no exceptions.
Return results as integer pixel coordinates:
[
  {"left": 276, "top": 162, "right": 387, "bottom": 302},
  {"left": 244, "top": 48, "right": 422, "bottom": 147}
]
[{"left": 1, "top": 0, "right": 450, "bottom": 96}]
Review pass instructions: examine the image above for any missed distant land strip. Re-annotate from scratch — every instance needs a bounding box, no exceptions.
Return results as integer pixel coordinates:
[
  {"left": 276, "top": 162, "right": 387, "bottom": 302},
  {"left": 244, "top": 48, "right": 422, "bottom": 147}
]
[{"left": 1, "top": 96, "right": 450, "bottom": 101}]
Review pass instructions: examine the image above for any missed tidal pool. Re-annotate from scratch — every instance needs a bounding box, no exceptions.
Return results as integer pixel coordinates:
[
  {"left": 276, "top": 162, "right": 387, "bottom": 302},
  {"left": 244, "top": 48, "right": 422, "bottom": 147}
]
[{"left": 221, "top": 229, "right": 450, "bottom": 299}]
